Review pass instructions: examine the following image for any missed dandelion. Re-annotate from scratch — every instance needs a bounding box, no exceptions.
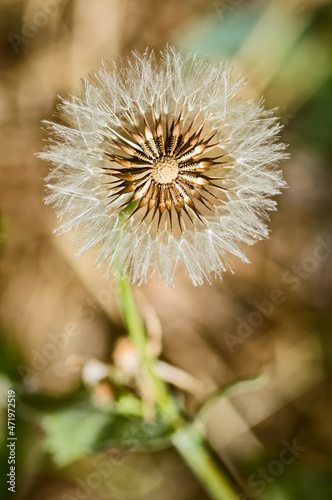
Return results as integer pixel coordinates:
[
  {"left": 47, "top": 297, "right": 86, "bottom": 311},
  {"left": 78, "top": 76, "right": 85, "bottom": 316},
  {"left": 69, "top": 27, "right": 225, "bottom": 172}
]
[{"left": 40, "top": 46, "right": 287, "bottom": 286}]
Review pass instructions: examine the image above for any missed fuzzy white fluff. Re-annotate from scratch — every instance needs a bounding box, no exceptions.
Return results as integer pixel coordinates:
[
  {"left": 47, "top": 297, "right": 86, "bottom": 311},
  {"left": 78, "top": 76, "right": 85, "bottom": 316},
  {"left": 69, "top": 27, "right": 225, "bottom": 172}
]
[{"left": 39, "top": 47, "right": 288, "bottom": 286}]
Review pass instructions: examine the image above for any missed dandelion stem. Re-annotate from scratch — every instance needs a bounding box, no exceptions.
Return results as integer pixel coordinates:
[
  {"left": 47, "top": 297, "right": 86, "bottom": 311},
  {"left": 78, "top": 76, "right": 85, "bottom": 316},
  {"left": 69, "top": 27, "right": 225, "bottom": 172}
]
[
  {"left": 117, "top": 274, "right": 174, "bottom": 413},
  {"left": 117, "top": 275, "right": 146, "bottom": 355},
  {"left": 172, "top": 426, "right": 239, "bottom": 500},
  {"left": 116, "top": 275, "right": 240, "bottom": 500}
]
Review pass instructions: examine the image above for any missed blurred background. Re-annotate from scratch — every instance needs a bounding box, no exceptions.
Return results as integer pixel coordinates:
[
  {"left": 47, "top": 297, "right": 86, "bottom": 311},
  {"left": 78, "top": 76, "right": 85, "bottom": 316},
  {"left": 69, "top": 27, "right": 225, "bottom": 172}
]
[{"left": 1, "top": 0, "right": 332, "bottom": 499}]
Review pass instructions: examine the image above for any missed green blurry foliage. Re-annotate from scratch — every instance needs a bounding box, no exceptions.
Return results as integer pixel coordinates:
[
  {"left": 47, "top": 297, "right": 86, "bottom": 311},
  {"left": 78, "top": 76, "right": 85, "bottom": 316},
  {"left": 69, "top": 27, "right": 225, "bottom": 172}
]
[{"left": 42, "top": 403, "right": 173, "bottom": 467}]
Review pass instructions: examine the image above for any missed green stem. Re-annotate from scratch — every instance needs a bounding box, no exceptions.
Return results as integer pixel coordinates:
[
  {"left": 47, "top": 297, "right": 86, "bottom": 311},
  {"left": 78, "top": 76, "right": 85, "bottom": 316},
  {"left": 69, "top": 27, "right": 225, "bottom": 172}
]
[
  {"left": 117, "top": 275, "right": 173, "bottom": 413},
  {"left": 116, "top": 274, "right": 239, "bottom": 500},
  {"left": 117, "top": 275, "right": 147, "bottom": 357},
  {"left": 172, "top": 426, "right": 239, "bottom": 500}
]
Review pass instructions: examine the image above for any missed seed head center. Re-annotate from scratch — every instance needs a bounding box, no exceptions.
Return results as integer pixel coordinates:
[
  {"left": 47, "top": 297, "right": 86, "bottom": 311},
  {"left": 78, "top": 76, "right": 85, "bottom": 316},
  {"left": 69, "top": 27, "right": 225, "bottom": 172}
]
[{"left": 152, "top": 156, "right": 179, "bottom": 184}]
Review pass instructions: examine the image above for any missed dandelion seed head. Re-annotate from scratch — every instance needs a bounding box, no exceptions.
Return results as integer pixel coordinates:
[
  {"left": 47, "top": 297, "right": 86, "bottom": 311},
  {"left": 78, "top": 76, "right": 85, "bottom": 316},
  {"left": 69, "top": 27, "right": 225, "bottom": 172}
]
[{"left": 39, "top": 46, "right": 288, "bottom": 286}]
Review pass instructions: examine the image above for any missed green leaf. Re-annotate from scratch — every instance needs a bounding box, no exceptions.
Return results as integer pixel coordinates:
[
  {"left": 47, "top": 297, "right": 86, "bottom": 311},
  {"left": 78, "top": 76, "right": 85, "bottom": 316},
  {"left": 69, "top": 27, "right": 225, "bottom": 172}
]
[
  {"left": 42, "top": 407, "right": 174, "bottom": 466},
  {"left": 194, "top": 374, "right": 268, "bottom": 422},
  {"left": 99, "top": 414, "right": 173, "bottom": 452},
  {"left": 42, "top": 408, "right": 111, "bottom": 466}
]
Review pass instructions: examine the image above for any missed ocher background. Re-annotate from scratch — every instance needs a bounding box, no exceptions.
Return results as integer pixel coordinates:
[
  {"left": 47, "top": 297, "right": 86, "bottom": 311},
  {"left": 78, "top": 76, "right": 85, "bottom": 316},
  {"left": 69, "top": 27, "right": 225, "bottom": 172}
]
[{"left": 1, "top": 0, "right": 332, "bottom": 499}]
